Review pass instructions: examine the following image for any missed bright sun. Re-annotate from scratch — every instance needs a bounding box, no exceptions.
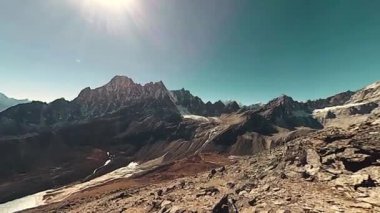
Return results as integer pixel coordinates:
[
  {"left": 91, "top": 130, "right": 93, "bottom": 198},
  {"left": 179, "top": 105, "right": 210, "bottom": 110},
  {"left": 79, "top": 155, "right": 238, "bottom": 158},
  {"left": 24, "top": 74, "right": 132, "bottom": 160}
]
[
  {"left": 70, "top": 0, "right": 146, "bottom": 34},
  {"left": 87, "top": 0, "right": 134, "bottom": 12}
]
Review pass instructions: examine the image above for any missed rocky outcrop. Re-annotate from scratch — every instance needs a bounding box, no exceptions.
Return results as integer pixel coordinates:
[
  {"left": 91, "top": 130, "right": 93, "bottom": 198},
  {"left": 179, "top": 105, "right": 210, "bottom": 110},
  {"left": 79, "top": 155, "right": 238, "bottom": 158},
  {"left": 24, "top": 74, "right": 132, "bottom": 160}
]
[{"left": 28, "top": 114, "right": 380, "bottom": 212}]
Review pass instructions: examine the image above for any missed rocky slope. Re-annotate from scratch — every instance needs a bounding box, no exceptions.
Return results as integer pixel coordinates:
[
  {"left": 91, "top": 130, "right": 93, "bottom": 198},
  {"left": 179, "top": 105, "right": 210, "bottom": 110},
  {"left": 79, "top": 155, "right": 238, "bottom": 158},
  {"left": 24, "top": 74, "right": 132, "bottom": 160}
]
[
  {"left": 0, "top": 92, "right": 29, "bottom": 112},
  {"left": 348, "top": 81, "right": 380, "bottom": 104},
  {"left": 1, "top": 77, "right": 380, "bottom": 212},
  {"left": 312, "top": 81, "right": 380, "bottom": 128},
  {"left": 26, "top": 112, "right": 380, "bottom": 213},
  {"left": 0, "top": 76, "right": 182, "bottom": 203},
  {"left": 0, "top": 76, "right": 322, "bottom": 205}
]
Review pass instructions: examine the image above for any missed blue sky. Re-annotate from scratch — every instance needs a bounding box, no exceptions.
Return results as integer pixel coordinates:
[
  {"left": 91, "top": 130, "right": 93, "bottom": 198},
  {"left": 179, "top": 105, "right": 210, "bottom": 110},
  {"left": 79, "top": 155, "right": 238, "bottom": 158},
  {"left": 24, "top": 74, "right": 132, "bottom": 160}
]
[{"left": 1, "top": 0, "right": 380, "bottom": 104}]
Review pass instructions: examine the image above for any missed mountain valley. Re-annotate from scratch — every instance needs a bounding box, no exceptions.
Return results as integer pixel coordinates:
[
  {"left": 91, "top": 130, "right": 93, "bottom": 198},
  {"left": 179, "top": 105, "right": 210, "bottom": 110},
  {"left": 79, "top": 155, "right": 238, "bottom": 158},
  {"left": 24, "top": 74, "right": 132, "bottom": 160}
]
[{"left": 0, "top": 76, "right": 379, "bottom": 213}]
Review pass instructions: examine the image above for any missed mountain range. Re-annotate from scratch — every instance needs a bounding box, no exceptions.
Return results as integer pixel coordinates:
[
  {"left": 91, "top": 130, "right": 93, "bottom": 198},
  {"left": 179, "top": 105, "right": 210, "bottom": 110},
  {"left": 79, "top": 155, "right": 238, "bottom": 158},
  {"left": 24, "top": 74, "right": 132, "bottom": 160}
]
[
  {"left": 0, "top": 76, "right": 379, "bottom": 211},
  {"left": 0, "top": 93, "right": 29, "bottom": 112}
]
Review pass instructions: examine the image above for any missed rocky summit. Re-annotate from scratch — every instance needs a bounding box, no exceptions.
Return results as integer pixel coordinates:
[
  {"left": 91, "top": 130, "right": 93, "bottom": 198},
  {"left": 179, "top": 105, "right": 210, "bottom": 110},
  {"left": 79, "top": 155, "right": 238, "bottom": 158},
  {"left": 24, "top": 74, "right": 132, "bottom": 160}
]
[{"left": 1, "top": 76, "right": 380, "bottom": 213}]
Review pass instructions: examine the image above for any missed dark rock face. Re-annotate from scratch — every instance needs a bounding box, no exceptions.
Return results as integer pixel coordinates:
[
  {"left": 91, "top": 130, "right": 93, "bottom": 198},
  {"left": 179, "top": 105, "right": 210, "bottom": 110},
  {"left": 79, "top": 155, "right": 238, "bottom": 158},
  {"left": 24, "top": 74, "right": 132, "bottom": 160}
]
[
  {"left": 212, "top": 195, "right": 238, "bottom": 213},
  {"left": 0, "top": 99, "right": 181, "bottom": 202},
  {"left": 0, "top": 76, "right": 179, "bottom": 137},
  {"left": 74, "top": 76, "right": 175, "bottom": 117},
  {"left": 0, "top": 76, "right": 183, "bottom": 202},
  {"left": 305, "top": 91, "right": 355, "bottom": 110},
  {"left": 257, "top": 95, "right": 322, "bottom": 130},
  {"left": 325, "top": 111, "right": 337, "bottom": 119},
  {"left": 224, "top": 101, "right": 241, "bottom": 113},
  {"left": 340, "top": 102, "right": 379, "bottom": 115},
  {"left": 171, "top": 89, "right": 240, "bottom": 116},
  {"left": 206, "top": 112, "right": 277, "bottom": 152},
  {"left": 170, "top": 89, "right": 206, "bottom": 115}
]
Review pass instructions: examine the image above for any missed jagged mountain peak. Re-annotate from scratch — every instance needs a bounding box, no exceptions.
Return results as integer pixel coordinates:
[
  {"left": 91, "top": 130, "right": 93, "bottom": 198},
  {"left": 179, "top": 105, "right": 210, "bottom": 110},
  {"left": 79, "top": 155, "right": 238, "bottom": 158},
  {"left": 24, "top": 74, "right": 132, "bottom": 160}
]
[
  {"left": 258, "top": 94, "right": 321, "bottom": 129},
  {"left": 348, "top": 80, "right": 380, "bottom": 104},
  {"left": 76, "top": 76, "right": 169, "bottom": 99},
  {"left": 170, "top": 89, "right": 241, "bottom": 116},
  {"left": 265, "top": 94, "right": 296, "bottom": 108},
  {"left": 106, "top": 75, "right": 136, "bottom": 89},
  {"left": 73, "top": 76, "right": 175, "bottom": 117}
]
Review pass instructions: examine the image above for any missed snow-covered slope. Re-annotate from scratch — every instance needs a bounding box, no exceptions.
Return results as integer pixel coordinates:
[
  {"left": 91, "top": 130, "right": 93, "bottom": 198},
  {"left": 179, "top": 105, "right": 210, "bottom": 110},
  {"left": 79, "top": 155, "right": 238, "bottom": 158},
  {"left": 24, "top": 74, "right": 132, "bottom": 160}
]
[
  {"left": 0, "top": 162, "right": 140, "bottom": 213},
  {"left": 312, "top": 81, "right": 380, "bottom": 128},
  {"left": 348, "top": 81, "right": 380, "bottom": 104}
]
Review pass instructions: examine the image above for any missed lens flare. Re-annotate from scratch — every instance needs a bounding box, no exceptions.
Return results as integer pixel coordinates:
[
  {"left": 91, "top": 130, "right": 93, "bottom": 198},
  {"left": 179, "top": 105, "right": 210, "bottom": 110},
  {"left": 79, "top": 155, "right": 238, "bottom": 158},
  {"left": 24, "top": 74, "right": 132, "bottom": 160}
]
[{"left": 70, "top": 0, "right": 147, "bottom": 35}]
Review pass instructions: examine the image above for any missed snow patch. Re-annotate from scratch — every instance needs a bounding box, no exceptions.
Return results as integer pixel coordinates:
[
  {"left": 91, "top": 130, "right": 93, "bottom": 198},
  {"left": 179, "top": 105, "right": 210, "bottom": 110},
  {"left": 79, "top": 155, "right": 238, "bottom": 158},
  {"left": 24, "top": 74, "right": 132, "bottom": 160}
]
[
  {"left": 103, "top": 159, "right": 111, "bottom": 166},
  {"left": 0, "top": 162, "right": 140, "bottom": 212},
  {"left": 0, "top": 192, "right": 46, "bottom": 213},
  {"left": 313, "top": 102, "right": 366, "bottom": 114},
  {"left": 183, "top": 114, "right": 209, "bottom": 122}
]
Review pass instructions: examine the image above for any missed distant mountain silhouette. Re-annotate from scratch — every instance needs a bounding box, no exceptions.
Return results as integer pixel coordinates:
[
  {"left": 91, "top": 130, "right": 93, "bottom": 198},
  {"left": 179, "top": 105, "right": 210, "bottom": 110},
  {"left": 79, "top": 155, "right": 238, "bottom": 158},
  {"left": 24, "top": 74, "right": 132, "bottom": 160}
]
[{"left": 0, "top": 92, "right": 29, "bottom": 112}]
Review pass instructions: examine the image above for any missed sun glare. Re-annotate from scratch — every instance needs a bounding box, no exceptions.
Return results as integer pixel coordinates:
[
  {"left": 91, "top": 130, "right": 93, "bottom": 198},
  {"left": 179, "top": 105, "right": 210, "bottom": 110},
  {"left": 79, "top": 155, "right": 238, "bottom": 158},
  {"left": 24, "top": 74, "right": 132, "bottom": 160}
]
[
  {"left": 70, "top": 0, "right": 146, "bottom": 35},
  {"left": 87, "top": 0, "right": 133, "bottom": 13}
]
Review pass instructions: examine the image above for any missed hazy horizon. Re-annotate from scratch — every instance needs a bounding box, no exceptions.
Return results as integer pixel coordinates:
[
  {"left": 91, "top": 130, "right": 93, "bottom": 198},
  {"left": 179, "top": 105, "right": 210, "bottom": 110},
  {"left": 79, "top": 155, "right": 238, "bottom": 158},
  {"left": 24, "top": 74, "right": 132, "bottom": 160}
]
[{"left": 1, "top": 0, "right": 380, "bottom": 104}]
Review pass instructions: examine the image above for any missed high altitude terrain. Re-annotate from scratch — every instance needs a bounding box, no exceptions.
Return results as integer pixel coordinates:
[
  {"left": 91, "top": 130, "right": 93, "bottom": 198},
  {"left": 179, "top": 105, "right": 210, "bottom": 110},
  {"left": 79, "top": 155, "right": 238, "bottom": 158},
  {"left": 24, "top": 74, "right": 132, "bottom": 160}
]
[
  {"left": 0, "top": 76, "right": 379, "bottom": 212},
  {"left": 0, "top": 93, "right": 29, "bottom": 112}
]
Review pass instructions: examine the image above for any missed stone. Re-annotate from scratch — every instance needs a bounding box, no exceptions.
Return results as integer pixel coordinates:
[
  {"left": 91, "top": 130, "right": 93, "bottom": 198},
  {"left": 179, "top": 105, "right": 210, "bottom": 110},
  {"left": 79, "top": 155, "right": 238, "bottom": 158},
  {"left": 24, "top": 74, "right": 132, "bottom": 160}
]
[
  {"left": 226, "top": 182, "right": 236, "bottom": 189},
  {"left": 335, "top": 174, "right": 375, "bottom": 189},
  {"left": 350, "top": 202, "right": 373, "bottom": 209},
  {"left": 317, "top": 171, "right": 335, "bottom": 181},
  {"left": 217, "top": 166, "right": 226, "bottom": 173},
  {"left": 196, "top": 186, "right": 220, "bottom": 197},
  {"left": 238, "top": 190, "right": 248, "bottom": 196},
  {"left": 304, "top": 149, "right": 321, "bottom": 176},
  {"left": 260, "top": 184, "right": 270, "bottom": 192},
  {"left": 357, "top": 188, "right": 380, "bottom": 207},
  {"left": 161, "top": 200, "right": 172, "bottom": 207},
  {"left": 208, "top": 169, "right": 217, "bottom": 179},
  {"left": 212, "top": 195, "right": 238, "bottom": 213}
]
